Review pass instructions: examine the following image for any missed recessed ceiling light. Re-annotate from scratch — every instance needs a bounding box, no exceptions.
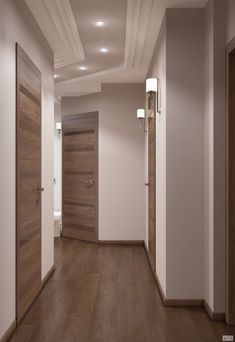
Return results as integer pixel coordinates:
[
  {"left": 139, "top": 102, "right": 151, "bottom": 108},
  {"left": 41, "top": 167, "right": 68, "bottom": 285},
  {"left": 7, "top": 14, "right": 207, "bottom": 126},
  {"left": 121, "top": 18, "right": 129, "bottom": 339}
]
[
  {"left": 95, "top": 21, "right": 105, "bottom": 27},
  {"left": 100, "top": 48, "right": 108, "bottom": 53},
  {"left": 54, "top": 74, "right": 59, "bottom": 79},
  {"left": 79, "top": 66, "right": 87, "bottom": 70}
]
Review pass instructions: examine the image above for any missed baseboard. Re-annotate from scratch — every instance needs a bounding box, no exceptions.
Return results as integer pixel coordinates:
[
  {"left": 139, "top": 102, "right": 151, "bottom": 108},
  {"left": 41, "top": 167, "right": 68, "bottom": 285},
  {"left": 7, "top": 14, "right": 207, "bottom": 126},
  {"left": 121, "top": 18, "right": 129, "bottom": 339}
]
[
  {"left": 143, "top": 242, "right": 224, "bottom": 316},
  {"left": 61, "top": 237, "right": 144, "bottom": 246},
  {"left": 165, "top": 298, "right": 203, "bottom": 307},
  {"left": 154, "top": 270, "right": 167, "bottom": 305},
  {"left": 0, "top": 320, "right": 16, "bottom": 342},
  {"left": 42, "top": 265, "right": 55, "bottom": 289},
  {"left": 143, "top": 242, "right": 166, "bottom": 305},
  {"left": 203, "top": 300, "right": 225, "bottom": 322},
  {"left": 99, "top": 240, "right": 144, "bottom": 245}
]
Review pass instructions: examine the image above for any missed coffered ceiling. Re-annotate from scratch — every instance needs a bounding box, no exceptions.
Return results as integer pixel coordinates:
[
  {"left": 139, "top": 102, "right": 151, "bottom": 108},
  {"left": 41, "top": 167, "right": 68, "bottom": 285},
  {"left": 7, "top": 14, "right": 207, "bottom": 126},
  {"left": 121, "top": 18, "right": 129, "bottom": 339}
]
[{"left": 25, "top": 0, "right": 207, "bottom": 97}]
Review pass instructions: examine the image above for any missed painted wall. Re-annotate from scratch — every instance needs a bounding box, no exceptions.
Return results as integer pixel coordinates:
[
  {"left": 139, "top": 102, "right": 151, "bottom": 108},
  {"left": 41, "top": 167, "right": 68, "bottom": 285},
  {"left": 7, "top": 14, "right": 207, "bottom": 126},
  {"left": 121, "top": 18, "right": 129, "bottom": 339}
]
[
  {"left": 62, "top": 84, "right": 145, "bottom": 241},
  {"left": 227, "top": 0, "right": 235, "bottom": 44},
  {"left": 0, "top": 0, "right": 54, "bottom": 339},
  {"left": 204, "top": 0, "right": 227, "bottom": 313},
  {"left": 166, "top": 9, "right": 205, "bottom": 299},
  {"left": 147, "top": 3, "right": 227, "bottom": 310},
  {"left": 147, "top": 17, "right": 167, "bottom": 294},
  {"left": 147, "top": 9, "right": 205, "bottom": 300},
  {"left": 54, "top": 99, "right": 62, "bottom": 212},
  {"left": 204, "top": 0, "right": 214, "bottom": 311}
]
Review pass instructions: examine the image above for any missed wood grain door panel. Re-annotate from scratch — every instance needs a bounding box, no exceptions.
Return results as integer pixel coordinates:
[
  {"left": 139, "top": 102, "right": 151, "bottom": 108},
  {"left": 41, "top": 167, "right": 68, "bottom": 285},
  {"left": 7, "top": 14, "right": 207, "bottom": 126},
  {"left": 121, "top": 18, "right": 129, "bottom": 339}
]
[
  {"left": 148, "top": 109, "right": 156, "bottom": 273},
  {"left": 16, "top": 44, "right": 42, "bottom": 323},
  {"left": 62, "top": 112, "right": 98, "bottom": 242},
  {"left": 228, "top": 50, "right": 235, "bottom": 325}
]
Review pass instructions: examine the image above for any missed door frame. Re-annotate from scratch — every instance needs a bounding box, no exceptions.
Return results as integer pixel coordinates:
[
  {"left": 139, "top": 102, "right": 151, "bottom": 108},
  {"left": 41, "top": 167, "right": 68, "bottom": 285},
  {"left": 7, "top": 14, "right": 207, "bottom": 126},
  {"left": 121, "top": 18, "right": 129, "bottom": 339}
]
[
  {"left": 62, "top": 111, "right": 99, "bottom": 242},
  {"left": 226, "top": 36, "right": 235, "bottom": 325},
  {"left": 16, "top": 43, "right": 42, "bottom": 323},
  {"left": 146, "top": 92, "right": 156, "bottom": 274}
]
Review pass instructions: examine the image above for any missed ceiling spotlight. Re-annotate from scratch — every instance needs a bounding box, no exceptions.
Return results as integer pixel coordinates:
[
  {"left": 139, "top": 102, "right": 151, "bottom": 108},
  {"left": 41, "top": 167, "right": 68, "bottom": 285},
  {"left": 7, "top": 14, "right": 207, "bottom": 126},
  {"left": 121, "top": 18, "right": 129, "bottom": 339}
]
[
  {"left": 54, "top": 74, "right": 59, "bottom": 79},
  {"left": 79, "top": 66, "right": 87, "bottom": 70},
  {"left": 100, "top": 48, "right": 108, "bottom": 53},
  {"left": 95, "top": 21, "right": 105, "bottom": 27}
]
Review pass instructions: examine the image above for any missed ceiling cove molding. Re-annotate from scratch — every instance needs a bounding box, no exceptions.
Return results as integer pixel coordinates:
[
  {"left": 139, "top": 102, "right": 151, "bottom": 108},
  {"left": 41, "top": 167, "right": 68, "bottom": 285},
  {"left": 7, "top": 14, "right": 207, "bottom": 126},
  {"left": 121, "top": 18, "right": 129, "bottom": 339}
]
[
  {"left": 25, "top": 0, "right": 85, "bottom": 69},
  {"left": 56, "top": 65, "right": 125, "bottom": 85},
  {"left": 124, "top": 0, "right": 159, "bottom": 69}
]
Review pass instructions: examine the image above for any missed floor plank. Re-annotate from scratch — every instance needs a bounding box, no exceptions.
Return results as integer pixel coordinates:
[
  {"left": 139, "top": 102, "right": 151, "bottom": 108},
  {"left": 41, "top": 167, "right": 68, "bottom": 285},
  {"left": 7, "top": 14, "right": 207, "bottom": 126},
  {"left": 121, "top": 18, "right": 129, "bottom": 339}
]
[{"left": 10, "top": 238, "right": 235, "bottom": 342}]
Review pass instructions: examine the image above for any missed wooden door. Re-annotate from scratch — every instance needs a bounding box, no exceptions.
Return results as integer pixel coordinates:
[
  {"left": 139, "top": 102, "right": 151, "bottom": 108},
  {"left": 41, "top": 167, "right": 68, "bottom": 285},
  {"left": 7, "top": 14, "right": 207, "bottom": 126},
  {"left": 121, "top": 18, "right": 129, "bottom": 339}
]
[
  {"left": 16, "top": 45, "right": 42, "bottom": 322},
  {"left": 62, "top": 112, "right": 98, "bottom": 242},
  {"left": 148, "top": 110, "right": 156, "bottom": 273},
  {"left": 227, "top": 46, "right": 235, "bottom": 325}
]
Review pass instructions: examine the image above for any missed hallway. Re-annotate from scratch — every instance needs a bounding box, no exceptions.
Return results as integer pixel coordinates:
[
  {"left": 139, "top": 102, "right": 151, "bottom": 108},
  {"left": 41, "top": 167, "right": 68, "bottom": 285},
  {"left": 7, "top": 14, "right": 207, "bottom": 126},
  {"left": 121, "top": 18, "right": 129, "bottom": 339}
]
[{"left": 10, "top": 239, "right": 235, "bottom": 342}]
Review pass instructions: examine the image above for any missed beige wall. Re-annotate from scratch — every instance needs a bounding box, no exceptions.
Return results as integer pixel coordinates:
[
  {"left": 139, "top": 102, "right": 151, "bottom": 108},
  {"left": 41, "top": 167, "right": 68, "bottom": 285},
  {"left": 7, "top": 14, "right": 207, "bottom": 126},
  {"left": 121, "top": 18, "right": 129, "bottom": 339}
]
[
  {"left": 0, "top": 1, "right": 54, "bottom": 339},
  {"left": 147, "top": 2, "right": 227, "bottom": 310},
  {"left": 227, "top": 0, "right": 235, "bottom": 44},
  {"left": 147, "top": 9, "right": 205, "bottom": 300},
  {"left": 62, "top": 84, "right": 145, "bottom": 241},
  {"left": 166, "top": 9, "right": 205, "bottom": 299},
  {"left": 204, "top": 0, "right": 226, "bottom": 313},
  {"left": 204, "top": 0, "right": 214, "bottom": 311}
]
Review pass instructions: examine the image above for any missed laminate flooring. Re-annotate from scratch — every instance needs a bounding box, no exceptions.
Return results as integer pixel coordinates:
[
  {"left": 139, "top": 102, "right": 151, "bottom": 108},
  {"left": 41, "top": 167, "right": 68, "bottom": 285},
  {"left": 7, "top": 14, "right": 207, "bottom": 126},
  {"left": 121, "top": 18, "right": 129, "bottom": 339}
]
[{"left": 10, "top": 238, "right": 235, "bottom": 342}]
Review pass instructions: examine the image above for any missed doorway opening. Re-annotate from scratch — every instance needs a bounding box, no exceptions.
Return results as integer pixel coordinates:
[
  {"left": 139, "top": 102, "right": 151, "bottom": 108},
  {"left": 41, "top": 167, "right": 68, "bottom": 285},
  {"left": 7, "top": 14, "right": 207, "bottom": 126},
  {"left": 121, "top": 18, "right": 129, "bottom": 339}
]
[{"left": 54, "top": 98, "right": 62, "bottom": 238}]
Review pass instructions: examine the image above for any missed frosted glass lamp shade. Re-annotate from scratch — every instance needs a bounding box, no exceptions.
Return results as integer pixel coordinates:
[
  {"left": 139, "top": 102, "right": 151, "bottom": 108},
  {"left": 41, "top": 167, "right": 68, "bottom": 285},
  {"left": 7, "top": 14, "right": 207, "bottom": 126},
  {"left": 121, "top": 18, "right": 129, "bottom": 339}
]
[
  {"left": 56, "top": 122, "right": 62, "bottom": 131},
  {"left": 146, "top": 78, "right": 158, "bottom": 93},
  {"left": 137, "top": 109, "right": 145, "bottom": 119}
]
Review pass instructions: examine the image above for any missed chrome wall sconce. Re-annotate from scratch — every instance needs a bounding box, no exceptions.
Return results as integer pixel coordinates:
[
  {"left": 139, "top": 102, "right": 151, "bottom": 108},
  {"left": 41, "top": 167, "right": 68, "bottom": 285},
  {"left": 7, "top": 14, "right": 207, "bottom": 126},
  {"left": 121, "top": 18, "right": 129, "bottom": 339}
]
[
  {"left": 137, "top": 108, "right": 147, "bottom": 132},
  {"left": 56, "top": 122, "right": 62, "bottom": 136},
  {"left": 146, "top": 77, "right": 161, "bottom": 116},
  {"left": 136, "top": 77, "right": 161, "bottom": 133}
]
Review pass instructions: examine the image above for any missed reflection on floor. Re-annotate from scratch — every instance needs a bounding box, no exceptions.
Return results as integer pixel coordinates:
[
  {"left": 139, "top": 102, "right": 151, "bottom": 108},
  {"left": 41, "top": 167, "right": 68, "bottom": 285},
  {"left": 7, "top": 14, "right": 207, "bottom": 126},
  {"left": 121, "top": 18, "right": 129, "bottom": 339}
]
[{"left": 10, "top": 238, "right": 235, "bottom": 342}]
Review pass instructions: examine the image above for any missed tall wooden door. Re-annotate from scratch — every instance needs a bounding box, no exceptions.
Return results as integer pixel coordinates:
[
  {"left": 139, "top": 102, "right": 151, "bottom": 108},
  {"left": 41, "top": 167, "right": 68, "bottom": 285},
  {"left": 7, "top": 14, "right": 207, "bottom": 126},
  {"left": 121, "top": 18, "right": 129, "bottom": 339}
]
[
  {"left": 148, "top": 111, "right": 156, "bottom": 273},
  {"left": 227, "top": 45, "right": 235, "bottom": 325},
  {"left": 16, "top": 45, "right": 42, "bottom": 322},
  {"left": 62, "top": 112, "right": 98, "bottom": 242}
]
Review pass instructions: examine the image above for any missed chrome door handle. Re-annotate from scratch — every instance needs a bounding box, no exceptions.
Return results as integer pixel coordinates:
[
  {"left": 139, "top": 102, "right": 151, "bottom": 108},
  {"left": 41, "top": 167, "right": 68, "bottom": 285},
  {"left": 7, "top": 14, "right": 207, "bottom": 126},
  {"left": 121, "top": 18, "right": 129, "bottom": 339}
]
[
  {"left": 85, "top": 179, "right": 94, "bottom": 186},
  {"left": 37, "top": 186, "right": 44, "bottom": 193}
]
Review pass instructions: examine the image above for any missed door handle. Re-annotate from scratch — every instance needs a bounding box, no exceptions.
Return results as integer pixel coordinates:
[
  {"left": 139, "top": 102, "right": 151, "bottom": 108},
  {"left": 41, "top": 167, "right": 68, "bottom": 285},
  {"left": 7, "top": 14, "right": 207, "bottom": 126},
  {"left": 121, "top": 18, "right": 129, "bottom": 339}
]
[
  {"left": 85, "top": 179, "right": 94, "bottom": 186},
  {"left": 145, "top": 183, "right": 149, "bottom": 186},
  {"left": 37, "top": 186, "right": 44, "bottom": 194},
  {"left": 36, "top": 186, "right": 44, "bottom": 203}
]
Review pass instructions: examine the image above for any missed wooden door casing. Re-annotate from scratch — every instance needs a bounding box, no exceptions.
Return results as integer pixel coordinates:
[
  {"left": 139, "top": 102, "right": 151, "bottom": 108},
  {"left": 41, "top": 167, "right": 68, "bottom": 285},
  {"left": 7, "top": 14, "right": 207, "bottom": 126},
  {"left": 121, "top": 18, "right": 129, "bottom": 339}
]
[
  {"left": 62, "top": 112, "right": 98, "bottom": 242},
  {"left": 228, "top": 47, "right": 235, "bottom": 325},
  {"left": 16, "top": 44, "right": 42, "bottom": 323},
  {"left": 148, "top": 111, "right": 156, "bottom": 273}
]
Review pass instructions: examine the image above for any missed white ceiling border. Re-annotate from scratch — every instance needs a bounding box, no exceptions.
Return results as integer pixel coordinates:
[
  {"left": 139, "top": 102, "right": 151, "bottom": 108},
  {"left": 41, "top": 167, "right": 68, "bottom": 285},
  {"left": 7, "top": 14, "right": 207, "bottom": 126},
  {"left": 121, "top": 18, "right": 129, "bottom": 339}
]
[
  {"left": 124, "top": 0, "right": 160, "bottom": 69},
  {"left": 25, "top": 0, "right": 85, "bottom": 69}
]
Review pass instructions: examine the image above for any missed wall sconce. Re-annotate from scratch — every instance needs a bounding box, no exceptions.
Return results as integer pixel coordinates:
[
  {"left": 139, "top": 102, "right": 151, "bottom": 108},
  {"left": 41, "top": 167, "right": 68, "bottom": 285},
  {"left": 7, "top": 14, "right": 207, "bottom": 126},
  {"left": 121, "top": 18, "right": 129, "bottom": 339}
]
[
  {"left": 56, "top": 122, "right": 62, "bottom": 136},
  {"left": 146, "top": 77, "right": 161, "bottom": 115},
  {"left": 137, "top": 108, "right": 147, "bottom": 132}
]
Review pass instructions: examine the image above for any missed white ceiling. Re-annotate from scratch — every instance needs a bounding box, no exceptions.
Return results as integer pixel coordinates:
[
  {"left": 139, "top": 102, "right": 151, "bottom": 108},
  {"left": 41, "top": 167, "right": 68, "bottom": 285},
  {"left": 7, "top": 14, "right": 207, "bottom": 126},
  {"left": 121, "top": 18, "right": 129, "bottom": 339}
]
[{"left": 25, "top": 0, "right": 207, "bottom": 97}]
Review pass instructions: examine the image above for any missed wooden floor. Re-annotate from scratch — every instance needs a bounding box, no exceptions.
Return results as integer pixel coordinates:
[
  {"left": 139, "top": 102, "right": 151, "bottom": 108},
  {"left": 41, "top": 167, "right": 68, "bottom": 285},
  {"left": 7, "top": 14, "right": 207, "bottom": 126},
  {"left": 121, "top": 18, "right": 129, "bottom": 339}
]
[{"left": 10, "top": 238, "right": 235, "bottom": 342}]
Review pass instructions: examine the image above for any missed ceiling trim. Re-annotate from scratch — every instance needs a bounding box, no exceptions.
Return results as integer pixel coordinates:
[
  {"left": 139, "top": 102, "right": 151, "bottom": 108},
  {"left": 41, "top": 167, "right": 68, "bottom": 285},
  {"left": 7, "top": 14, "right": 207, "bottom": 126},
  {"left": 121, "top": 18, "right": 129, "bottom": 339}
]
[
  {"left": 25, "top": 0, "right": 85, "bottom": 69},
  {"left": 56, "top": 65, "right": 124, "bottom": 85},
  {"left": 124, "top": 0, "right": 159, "bottom": 68},
  {"left": 55, "top": 0, "right": 159, "bottom": 93}
]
